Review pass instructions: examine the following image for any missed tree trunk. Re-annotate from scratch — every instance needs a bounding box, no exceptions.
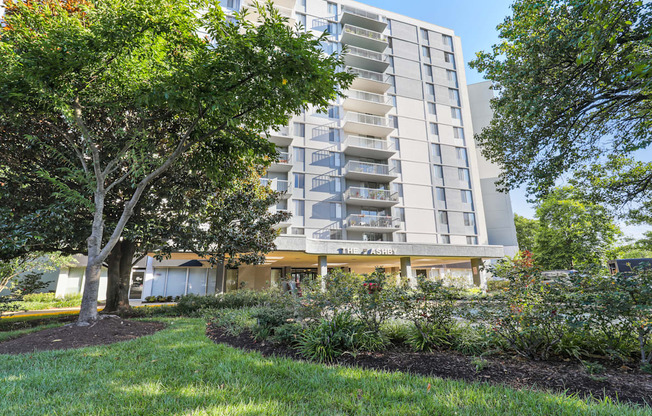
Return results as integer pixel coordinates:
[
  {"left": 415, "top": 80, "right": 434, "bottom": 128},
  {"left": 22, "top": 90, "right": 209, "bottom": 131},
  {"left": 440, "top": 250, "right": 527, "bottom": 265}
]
[
  {"left": 78, "top": 259, "right": 102, "bottom": 325},
  {"left": 103, "top": 240, "right": 137, "bottom": 313}
]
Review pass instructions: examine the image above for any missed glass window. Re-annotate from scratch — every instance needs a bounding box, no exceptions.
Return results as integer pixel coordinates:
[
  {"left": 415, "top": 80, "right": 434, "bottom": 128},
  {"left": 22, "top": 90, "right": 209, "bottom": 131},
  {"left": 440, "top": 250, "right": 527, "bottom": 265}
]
[
  {"left": 428, "top": 102, "right": 437, "bottom": 115},
  {"left": 294, "top": 147, "right": 305, "bottom": 162},
  {"left": 458, "top": 168, "right": 471, "bottom": 187},
  {"left": 447, "top": 70, "right": 458, "bottom": 86},
  {"left": 433, "top": 165, "right": 444, "bottom": 179},
  {"left": 449, "top": 89, "right": 461, "bottom": 106},
  {"left": 439, "top": 211, "right": 449, "bottom": 225},
  {"left": 395, "top": 207, "right": 405, "bottom": 222},
  {"left": 392, "top": 183, "right": 404, "bottom": 198},
  {"left": 421, "top": 46, "right": 430, "bottom": 58},
  {"left": 389, "top": 115, "right": 399, "bottom": 128},
  {"left": 424, "top": 64, "right": 433, "bottom": 79},
  {"left": 444, "top": 52, "right": 454, "bottom": 63},
  {"left": 294, "top": 122, "right": 305, "bottom": 137},
  {"left": 166, "top": 269, "right": 187, "bottom": 297},
  {"left": 420, "top": 28, "right": 429, "bottom": 43},
  {"left": 395, "top": 233, "right": 407, "bottom": 242},
  {"left": 441, "top": 235, "right": 451, "bottom": 244},
  {"left": 436, "top": 187, "right": 446, "bottom": 201},
  {"left": 429, "top": 122, "right": 439, "bottom": 135},
  {"left": 453, "top": 127, "right": 465, "bottom": 141},
  {"left": 292, "top": 227, "right": 305, "bottom": 235},
  {"left": 294, "top": 200, "right": 305, "bottom": 216},
  {"left": 187, "top": 268, "right": 207, "bottom": 295},
  {"left": 330, "top": 176, "right": 341, "bottom": 193},
  {"left": 466, "top": 236, "right": 478, "bottom": 245},
  {"left": 426, "top": 83, "right": 435, "bottom": 98},
  {"left": 225, "top": 0, "right": 240, "bottom": 10},
  {"left": 296, "top": 13, "right": 307, "bottom": 30},
  {"left": 442, "top": 34, "right": 453, "bottom": 48},
  {"left": 329, "top": 151, "right": 341, "bottom": 167},
  {"left": 461, "top": 190, "right": 473, "bottom": 204},
  {"left": 328, "top": 106, "right": 340, "bottom": 119},
  {"left": 391, "top": 137, "right": 400, "bottom": 151},
  {"left": 451, "top": 107, "right": 462, "bottom": 121},
  {"left": 330, "top": 203, "right": 342, "bottom": 219},
  {"left": 327, "top": 2, "right": 337, "bottom": 15},
  {"left": 328, "top": 128, "right": 340, "bottom": 142},
  {"left": 456, "top": 147, "right": 468, "bottom": 166},
  {"left": 294, "top": 173, "right": 305, "bottom": 189},
  {"left": 431, "top": 143, "right": 441, "bottom": 157},
  {"left": 391, "top": 159, "right": 402, "bottom": 174},
  {"left": 463, "top": 212, "right": 476, "bottom": 227}
]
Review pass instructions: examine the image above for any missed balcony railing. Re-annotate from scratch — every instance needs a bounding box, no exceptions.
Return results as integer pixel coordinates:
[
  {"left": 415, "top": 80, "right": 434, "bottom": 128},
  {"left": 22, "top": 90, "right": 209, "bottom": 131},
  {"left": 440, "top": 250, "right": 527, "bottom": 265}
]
[
  {"left": 344, "top": 136, "right": 392, "bottom": 151},
  {"left": 341, "top": 5, "right": 385, "bottom": 22},
  {"left": 345, "top": 214, "right": 398, "bottom": 229},
  {"left": 344, "top": 160, "right": 394, "bottom": 176},
  {"left": 344, "top": 112, "right": 390, "bottom": 127},
  {"left": 346, "top": 45, "right": 388, "bottom": 62},
  {"left": 270, "top": 126, "right": 290, "bottom": 137},
  {"left": 347, "top": 67, "right": 385, "bottom": 82},
  {"left": 343, "top": 24, "right": 387, "bottom": 42},
  {"left": 346, "top": 89, "right": 391, "bottom": 105},
  {"left": 260, "top": 179, "right": 291, "bottom": 193},
  {"left": 275, "top": 151, "right": 291, "bottom": 164},
  {"left": 344, "top": 187, "right": 398, "bottom": 203}
]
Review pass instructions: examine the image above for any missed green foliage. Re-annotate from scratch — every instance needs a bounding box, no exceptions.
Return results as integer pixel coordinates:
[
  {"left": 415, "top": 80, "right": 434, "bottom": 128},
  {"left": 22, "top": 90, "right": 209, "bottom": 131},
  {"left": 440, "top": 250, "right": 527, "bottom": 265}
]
[
  {"left": 10, "top": 273, "right": 49, "bottom": 296},
  {"left": 251, "top": 305, "right": 295, "bottom": 341},
  {"left": 534, "top": 187, "right": 620, "bottom": 270},
  {"left": 380, "top": 321, "right": 411, "bottom": 346},
  {"left": 513, "top": 214, "right": 539, "bottom": 253},
  {"left": 271, "top": 322, "right": 303, "bottom": 346},
  {"left": 486, "top": 279, "right": 509, "bottom": 293},
  {"left": 471, "top": 357, "right": 490, "bottom": 373},
  {"left": 208, "top": 308, "right": 258, "bottom": 336},
  {"left": 174, "top": 290, "right": 275, "bottom": 315},
  {"left": 470, "top": 0, "right": 652, "bottom": 197}
]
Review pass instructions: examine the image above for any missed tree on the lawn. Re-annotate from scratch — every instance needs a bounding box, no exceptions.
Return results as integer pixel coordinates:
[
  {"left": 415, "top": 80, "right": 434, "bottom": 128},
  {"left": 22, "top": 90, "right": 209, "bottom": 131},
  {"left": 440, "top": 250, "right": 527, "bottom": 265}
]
[
  {"left": 470, "top": 0, "right": 652, "bottom": 197},
  {"left": 101, "top": 161, "right": 290, "bottom": 313},
  {"left": 0, "top": 0, "right": 353, "bottom": 324},
  {"left": 513, "top": 214, "right": 539, "bottom": 253},
  {"left": 534, "top": 187, "right": 620, "bottom": 270}
]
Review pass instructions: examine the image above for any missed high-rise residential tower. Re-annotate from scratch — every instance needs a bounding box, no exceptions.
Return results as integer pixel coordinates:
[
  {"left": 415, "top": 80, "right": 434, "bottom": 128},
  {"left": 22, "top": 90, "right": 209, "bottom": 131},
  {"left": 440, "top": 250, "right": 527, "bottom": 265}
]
[{"left": 53, "top": 0, "right": 519, "bottom": 300}]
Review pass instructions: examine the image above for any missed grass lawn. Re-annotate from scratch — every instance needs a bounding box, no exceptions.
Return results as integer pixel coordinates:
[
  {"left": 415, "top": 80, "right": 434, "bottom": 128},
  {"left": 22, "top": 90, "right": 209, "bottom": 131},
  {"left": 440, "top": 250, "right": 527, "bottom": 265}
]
[{"left": 0, "top": 318, "right": 648, "bottom": 416}]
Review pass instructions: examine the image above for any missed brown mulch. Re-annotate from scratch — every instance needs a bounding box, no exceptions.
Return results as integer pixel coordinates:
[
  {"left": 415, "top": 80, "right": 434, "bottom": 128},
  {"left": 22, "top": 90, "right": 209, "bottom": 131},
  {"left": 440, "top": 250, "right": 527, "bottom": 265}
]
[
  {"left": 206, "top": 324, "right": 652, "bottom": 407},
  {"left": 0, "top": 317, "right": 165, "bottom": 355}
]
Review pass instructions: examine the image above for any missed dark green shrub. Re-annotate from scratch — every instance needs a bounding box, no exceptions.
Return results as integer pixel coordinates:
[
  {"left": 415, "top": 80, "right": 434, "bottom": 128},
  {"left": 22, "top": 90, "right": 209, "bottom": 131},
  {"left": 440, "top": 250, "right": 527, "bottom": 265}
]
[
  {"left": 10, "top": 273, "right": 49, "bottom": 295},
  {"left": 450, "top": 324, "right": 502, "bottom": 356},
  {"left": 380, "top": 321, "right": 410, "bottom": 346},
  {"left": 251, "top": 306, "right": 295, "bottom": 340},
  {"left": 272, "top": 323, "right": 303, "bottom": 346},
  {"left": 175, "top": 290, "right": 276, "bottom": 315},
  {"left": 486, "top": 279, "right": 509, "bottom": 293},
  {"left": 407, "top": 323, "right": 451, "bottom": 352}
]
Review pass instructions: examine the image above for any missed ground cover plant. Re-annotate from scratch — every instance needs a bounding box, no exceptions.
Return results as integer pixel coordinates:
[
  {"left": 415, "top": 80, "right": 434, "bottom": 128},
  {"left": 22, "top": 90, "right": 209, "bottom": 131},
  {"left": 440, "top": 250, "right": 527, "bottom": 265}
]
[{"left": 1, "top": 318, "right": 648, "bottom": 415}]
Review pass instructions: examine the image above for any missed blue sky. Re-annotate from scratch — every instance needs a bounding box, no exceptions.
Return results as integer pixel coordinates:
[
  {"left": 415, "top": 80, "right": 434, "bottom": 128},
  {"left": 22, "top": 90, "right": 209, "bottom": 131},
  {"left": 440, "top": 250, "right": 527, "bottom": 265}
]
[{"left": 364, "top": 0, "right": 651, "bottom": 240}]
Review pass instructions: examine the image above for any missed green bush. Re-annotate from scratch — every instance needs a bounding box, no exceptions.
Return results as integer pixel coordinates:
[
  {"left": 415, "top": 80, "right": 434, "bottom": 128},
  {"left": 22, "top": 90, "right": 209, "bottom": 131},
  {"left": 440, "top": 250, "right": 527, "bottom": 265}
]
[
  {"left": 175, "top": 290, "right": 275, "bottom": 315},
  {"left": 272, "top": 322, "right": 303, "bottom": 346},
  {"left": 450, "top": 324, "right": 502, "bottom": 356},
  {"left": 486, "top": 279, "right": 509, "bottom": 292},
  {"left": 251, "top": 306, "right": 295, "bottom": 340},
  {"left": 380, "top": 321, "right": 410, "bottom": 346},
  {"left": 21, "top": 292, "right": 56, "bottom": 303}
]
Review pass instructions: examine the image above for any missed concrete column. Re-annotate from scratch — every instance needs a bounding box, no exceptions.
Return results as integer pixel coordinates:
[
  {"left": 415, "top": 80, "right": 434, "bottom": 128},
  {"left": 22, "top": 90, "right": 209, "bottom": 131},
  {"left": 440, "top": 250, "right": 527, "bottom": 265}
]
[
  {"left": 141, "top": 256, "right": 155, "bottom": 300},
  {"left": 400, "top": 257, "right": 416, "bottom": 288},
  {"left": 471, "top": 258, "right": 486, "bottom": 288},
  {"left": 318, "top": 255, "right": 328, "bottom": 292},
  {"left": 54, "top": 267, "right": 70, "bottom": 298}
]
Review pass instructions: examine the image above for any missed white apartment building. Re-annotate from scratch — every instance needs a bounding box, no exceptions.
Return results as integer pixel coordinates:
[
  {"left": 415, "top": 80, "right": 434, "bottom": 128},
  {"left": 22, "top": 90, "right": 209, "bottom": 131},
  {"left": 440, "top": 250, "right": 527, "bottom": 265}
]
[{"left": 53, "top": 0, "right": 519, "bottom": 300}]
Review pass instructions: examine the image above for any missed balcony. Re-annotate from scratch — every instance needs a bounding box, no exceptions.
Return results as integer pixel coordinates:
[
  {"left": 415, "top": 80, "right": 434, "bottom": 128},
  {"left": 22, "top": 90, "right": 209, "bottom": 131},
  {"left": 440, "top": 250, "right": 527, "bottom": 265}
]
[
  {"left": 345, "top": 214, "right": 399, "bottom": 232},
  {"left": 271, "top": 0, "right": 297, "bottom": 9},
  {"left": 343, "top": 89, "right": 393, "bottom": 115},
  {"left": 268, "top": 151, "right": 292, "bottom": 173},
  {"left": 260, "top": 178, "right": 292, "bottom": 198},
  {"left": 344, "top": 45, "right": 390, "bottom": 73},
  {"left": 347, "top": 67, "right": 391, "bottom": 94},
  {"left": 266, "top": 126, "right": 293, "bottom": 146},
  {"left": 341, "top": 24, "right": 388, "bottom": 52},
  {"left": 343, "top": 111, "right": 395, "bottom": 137},
  {"left": 342, "top": 135, "right": 396, "bottom": 159},
  {"left": 340, "top": 5, "right": 388, "bottom": 33},
  {"left": 343, "top": 160, "right": 398, "bottom": 182},
  {"left": 271, "top": 209, "right": 293, "bottom": 229},
  {"left": 344, "top": 187, "right": 399, "bottom": 208}
]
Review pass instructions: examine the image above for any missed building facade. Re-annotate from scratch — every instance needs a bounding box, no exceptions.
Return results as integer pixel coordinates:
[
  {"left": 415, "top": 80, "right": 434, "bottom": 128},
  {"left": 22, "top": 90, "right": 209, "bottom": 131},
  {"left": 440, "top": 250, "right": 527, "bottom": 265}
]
[{"left": 53, "top": 0, "right": 518, "bottom": 300}]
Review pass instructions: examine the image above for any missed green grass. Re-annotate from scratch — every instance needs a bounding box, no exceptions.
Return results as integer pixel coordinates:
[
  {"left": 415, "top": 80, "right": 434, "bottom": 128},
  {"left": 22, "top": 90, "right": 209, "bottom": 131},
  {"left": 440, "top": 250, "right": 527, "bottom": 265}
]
[
  {"left": 0, "top": 318, "right": 648, "bottom": 416},
  {"left": 0, "top": 323, "right": 64, "bottom": 342},
  {"left": 14, "top": 293, "right": 82, "bottom": 311}
]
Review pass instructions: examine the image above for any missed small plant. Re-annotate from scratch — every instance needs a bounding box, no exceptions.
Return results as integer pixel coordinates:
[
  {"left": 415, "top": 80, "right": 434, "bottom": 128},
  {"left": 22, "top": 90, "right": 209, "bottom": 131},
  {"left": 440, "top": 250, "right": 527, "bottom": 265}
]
[
  {"left": 272, "top": 323, "right": 303, "bottom": 346},
  {"left": 471, "top": 357, "right": 489, "bottom": 372},
  {"left": 581, "top": 361, "right": 605, "bottom": 375},
  {"left": 380, "top": 321, "right": 410, "bottom": 346}
]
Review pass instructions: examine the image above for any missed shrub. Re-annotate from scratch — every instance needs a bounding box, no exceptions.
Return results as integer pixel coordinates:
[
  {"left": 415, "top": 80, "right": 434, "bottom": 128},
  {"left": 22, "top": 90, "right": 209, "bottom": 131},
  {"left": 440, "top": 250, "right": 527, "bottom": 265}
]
[
  {"left": 380, "top": 321, "right": 410, "bottom": 346},
  {"left": 296, "top": 312, "right": 386, "bottom": 362},
  {"left": 450, "top": 324, "right": 502, "bottom": 356},
  {"left": 350, "top": 268, "right": 399, "bottom": 333},
  {"left": 21, "top": 293, "right": 56, "bottom": 303},
  {"left": 208, "top": 308, "right": 258, "bottom": 336},
  {"left": 175, "top": 290, "right": 275, "bottom": 315},
  {"left": 10, "top": 273, "right": 49, "bottom": 296},
  {"left": 272, "top": 323, "right": 303, "bottom": 346},
  {"left": 251, "top": 306, "right": 295, "bottom": 341},
  {"left": 486, "top": 279, "right": 509, "bottom": 293}
]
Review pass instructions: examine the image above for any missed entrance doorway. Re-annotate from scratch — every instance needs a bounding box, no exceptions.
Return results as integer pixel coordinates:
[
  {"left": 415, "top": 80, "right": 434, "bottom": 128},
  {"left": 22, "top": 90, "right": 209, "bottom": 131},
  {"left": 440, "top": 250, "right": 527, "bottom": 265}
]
[{"left": 129, "top": 271, "right": 145, "bottom": 300}]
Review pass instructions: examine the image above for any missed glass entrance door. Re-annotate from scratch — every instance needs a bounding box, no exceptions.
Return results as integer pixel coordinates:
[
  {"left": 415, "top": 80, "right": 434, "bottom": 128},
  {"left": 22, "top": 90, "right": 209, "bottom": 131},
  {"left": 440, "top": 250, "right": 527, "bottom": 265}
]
[{"left": 129, "top": 271, "right": 145, "bottom": 300}]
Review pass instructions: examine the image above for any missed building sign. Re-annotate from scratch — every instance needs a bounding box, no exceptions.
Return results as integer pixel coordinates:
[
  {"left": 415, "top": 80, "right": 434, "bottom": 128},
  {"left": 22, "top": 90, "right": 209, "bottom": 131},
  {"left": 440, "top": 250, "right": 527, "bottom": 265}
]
[{"left": 339, "top": 247, "right": 398, "bottom": 255}]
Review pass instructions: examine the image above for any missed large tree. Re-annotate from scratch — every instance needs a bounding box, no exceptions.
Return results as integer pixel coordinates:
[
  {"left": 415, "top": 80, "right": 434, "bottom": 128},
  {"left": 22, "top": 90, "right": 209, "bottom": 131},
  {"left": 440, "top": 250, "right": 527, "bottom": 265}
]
[
  {"left": 513, "top": 214, "right": 539, "bottom": 253},
  {"left": 0, "top": 0, "right": 352, "bottom": 324},
  {"left": 534, "top": 187, "right": 621, "bottom": 270},
  {"left": 470, "top": 0, "right": 652, "bottom": 197}
]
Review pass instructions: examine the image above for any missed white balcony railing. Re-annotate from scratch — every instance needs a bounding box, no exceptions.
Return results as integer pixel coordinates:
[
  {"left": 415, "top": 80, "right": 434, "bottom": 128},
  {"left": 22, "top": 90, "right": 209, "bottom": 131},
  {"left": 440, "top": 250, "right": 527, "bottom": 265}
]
[
  {"left": 276, "top": 151, "right": 291, "bottom": 164},
  {"left": 341, "top": 5, "right": 385, "bottom": 23},
  {"left": 344, "top": 136, "right": 393, "bottom": 151},
  {"left": 344, "top": 112, "right": 390, "bottom": 127},
  {"left": 344, "top": 187, "right": 398, "bottom": 203},
  {"left": 345, "top": 214, "right": 398, "bottom": 229},
  {"left": 346, "top": 45, "right": 388, "bottom": 63},
  {"left": 343, "top": 24, "right": 387, "bottom": 42},
  {"left": 344, "top": 160, "right": 394, "bottom": 176},
  {"left": 346, "top": 89, "right": 392, "bottom": 105},
  {"left": 260, "top": 179, "right": 291, "bottom": 193},
  {"left": 347, "top": 67, "right": 385, "bottom": 82}
]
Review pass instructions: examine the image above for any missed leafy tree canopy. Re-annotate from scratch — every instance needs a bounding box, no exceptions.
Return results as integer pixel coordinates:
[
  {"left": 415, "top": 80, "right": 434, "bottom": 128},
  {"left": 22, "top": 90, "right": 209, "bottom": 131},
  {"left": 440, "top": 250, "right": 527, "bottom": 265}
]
[
  {"left": 470, "top": 0, "right": 652, "bottom": 197},
  {"left": 513, "top": 214, "right": 539, "bottom": 253}
]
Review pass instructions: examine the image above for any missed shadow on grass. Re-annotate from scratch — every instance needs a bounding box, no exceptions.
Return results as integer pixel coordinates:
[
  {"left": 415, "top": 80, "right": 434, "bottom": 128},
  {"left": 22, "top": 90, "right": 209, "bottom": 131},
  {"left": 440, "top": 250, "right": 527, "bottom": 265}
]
[{"left": 0, "top": 318, "right": 646, "bottom": 416}]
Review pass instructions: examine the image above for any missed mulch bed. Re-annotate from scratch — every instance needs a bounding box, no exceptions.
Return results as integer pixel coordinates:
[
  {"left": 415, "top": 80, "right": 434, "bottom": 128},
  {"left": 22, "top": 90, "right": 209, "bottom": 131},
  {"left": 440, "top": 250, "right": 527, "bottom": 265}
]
[
  {"left": 206, "top": 324, "right": 652, "bottom": 408},
  {"left": 0, "top": 317, "right": 165, "bottom": 355}
]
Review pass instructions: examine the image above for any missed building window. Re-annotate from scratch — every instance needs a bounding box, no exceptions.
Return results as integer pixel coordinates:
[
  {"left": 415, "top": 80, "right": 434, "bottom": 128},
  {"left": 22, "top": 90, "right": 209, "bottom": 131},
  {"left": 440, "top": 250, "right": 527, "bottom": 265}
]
[
  {"left": 328, "top": 128, "right": 340, "bottom": 142},
  {"left": 392, "top": 183, "right": 404, "bottom": 198},
  {"left": 441, "top": 235, "right": 451, "bottom": 244},
  {"left": 458, "top": 168, "right": 471, "bottom": 187},
  {"left": 388, "top": 56, "right": 395, "bottom": 72},
  {"left": 449, "top": 88, "right": 461, "bottom": 106},
  {"left": 436, "top": 187, "right": 446, "bottom": 203},
  {"left": 428, "top": 102, "right": 437, "bottom": 115},
  {"left": 321, "top": 40, "right": 336, "bottom": 54},
  {"left": 429, "top": 122, "right": 439, "bottom": 135},
  {"left": 327, "top": 1, "right": 337, "bottom": 16},
  {"left": 327, "top": 106, "right": 340, "bottom": 119},
  {"left": 224, "top": 0, "right": 240, "bottom": 10},
  {"left": 456, "top": 147, "right": 469, "bottom": 166},
  {"left": 461, "top": 190, "right": 473, "bottom": 204},
  {"left": 421, "top": 46, "right": 431, "bottom": 59},
  {"left": 420, "top": 28, "right": 429, "bottom": 43},
  {"left": 329, "top": 151, "right": 341, "bottom": 167},
  {"left": 394, "top": 207, "right": 406, "bottom": 222},
  {"left": 391, "top": 137, "right": 400, "bottom": 151},
  {"left": 296, "top": 13, "right": 307, "bottom": 30},
  {"left": 389, "top": 115, "right": 399, "bottom": 128},
  {"left": 442, "top": 34, "right": 453, "bottom": 48},
  {"left": 330, "top": 202, "right": 342, "bottom": 219},
  {"left": 391, "top": 95, "right": 398, "bottom": 107},
  {"left": 294, "top": 122, "right": 305, "bottom": 137},
  {"left": 395, "top": 233, "right": 407, "bottom": 243},
  {"left": 466, "top": 236, "right": 478, "bottom": 245},
  {"left": 330, "top": 176, "right": 341, "bottom": 193},
  {"left": 431, "top": 143, "right": 441, "bottom": 157},
  {"left": 424, "top": 64, "right": 433, "bottom": 80},
  {"left": 426, "top": 83, "right": 435, "bottom": 98},
  {"left": 329, "top": 229, "right": 342, "bottom": 240},
  {"left": 444, "top": 52, "right": 455, "bottom": 64},
  {"left": 292, "top": 227, "right": 305, "bottom": 235},
  {"left": 453, "top": 127, "right": 465, "bottom": 142},
  {"left": 391, "top": 159, "right": 402, "bottom": 174},
  {"left": 463, "top": 212, "right": 476, "bottom": 227},
  {"left": 433, "top": 165, "right": 444, "bottom": 180},
  {"left": 439, "top": 211, "right": 449, "bottom": 225},
  {"left": 447, "top": 70, "right": 458, "bottom": 86},
  {"left": 294, "top": 200, "right": 305, "bottom": 216},
  {"left": 294, "top": 173, "right": 305, "bottom": 189},
  {"left": 451, "top": 107, "right": 463, "bottom": 121},
  {"left": 294, "top": 147, "right": 305, "bottom": 163}
]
